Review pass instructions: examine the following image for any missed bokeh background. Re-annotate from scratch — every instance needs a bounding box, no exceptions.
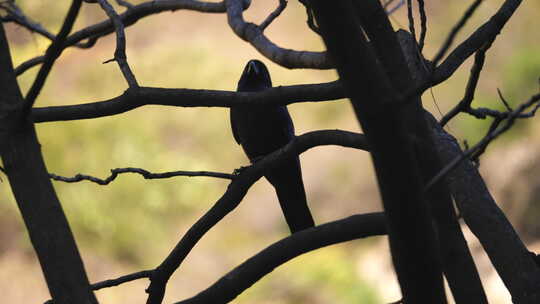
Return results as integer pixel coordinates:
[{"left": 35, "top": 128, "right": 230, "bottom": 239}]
[{"left": 1, "top": 0, "right": 539, "bottom": 303}]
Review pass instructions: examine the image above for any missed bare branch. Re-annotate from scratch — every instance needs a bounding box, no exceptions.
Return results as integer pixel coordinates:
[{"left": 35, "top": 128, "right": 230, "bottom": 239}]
[
  {"left": 92, "top": 270, "right": 152, "bottom": 290},
  {"left": 144, "top": 129, "right": 369, "bottom": 304},
  {"left": 32, "top": 81, "right": 344, "bottom": 123},
  {"left": 225, "top": 0, "right": 331, "bottom": 69},
  {"left": 415, "top": 0, "right": 522, "bottom": 95},
  {"left": 259, "top": 0, "right": 287, "bottom": 32},
  {"left": 115, "top": 0, "right": 134, "bottom": 9},
  {"left": 426, "top": 111, "right": 540, "bottom": 303},
  {"left": 14, "top": 0, "right": 231, "bottom": 76},
  {"left": 432, "top": 0, "right": 484, "bottom": 66},
  {"left": 417, "top": 0, "right": 427, "bottom": 52},
  {"left": 174, "top": 213, "right": 387, "bottom": 304},
  {"left": 426, "top": 92, "right": 540, "bottom": 190},
  {"left": 385, "top": 0, "right": 405, "bottom": 15},
  {"left": 298, "top": 0, "right": 321, "bottom": 35},
  {"left": 440, "top": 39, "right": 493, "bottom": 126},
  {"left": 23, "top": 0, "right": 83, "bottom": 112},
  {"left": 49, "top": 167, "right": 234, "bottom": 185},
  {"left": 96, "top": 0, "right": 139, "bottom": 87},
  {"left": 44, "top": 270, "right": 153, "bottom": 303},
  {"left": 0, "top": 1, "right": 92, "bottom": 49},
  {"left": 406, "top": 0, "right": 417, "bottom": 46}
]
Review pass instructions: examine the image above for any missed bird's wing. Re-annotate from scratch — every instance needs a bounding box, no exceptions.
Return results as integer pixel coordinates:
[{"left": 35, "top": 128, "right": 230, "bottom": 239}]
[{"left": 230, "top": 109, "right": 242, "bottom": 145}]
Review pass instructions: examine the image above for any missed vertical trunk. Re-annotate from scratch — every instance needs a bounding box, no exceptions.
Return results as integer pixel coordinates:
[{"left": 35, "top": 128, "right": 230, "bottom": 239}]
[
  {"left": 311, "top": 1, "right": 447, "bottom": 303},
  {"left": 352, "top": 2, "right": 487, "bottom": 302},
  {"left": 0, "top": 25, "right": 98, "bottom": 304}
]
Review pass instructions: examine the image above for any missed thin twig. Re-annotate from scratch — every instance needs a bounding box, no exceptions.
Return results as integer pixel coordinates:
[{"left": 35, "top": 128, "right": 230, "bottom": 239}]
[
  {"left": 116, "top": 0, "right": 134, "bottom": 9},
  {"left": 92, "top": 270, "right": 153, "bottom": 290},
  {"left": 23, "top": 0, "right": 83, "bottom": 113},
  {"left": 440, "top": 39, "right": 493, "bottom": 126},
  {"left": 0, "top": 1, "right": 92, "bottom": 49},
  {"left": 432, "top": 0, "right": 484, "bottom": 66},
  {"left": 97, "top": 0, "right": 139, "bottom": 88},
  {"left": 49, "top": 167, "right": 235, "bottom": 185},
  {"left": 406, "top": 0, "right": 416, "bottom": 43},
  {"left": 44, "top": 270, "right": 153, "bottom": 303},
  {"left": 426, "top": 92, "right": 540, "bottom": 191},
  {"left": 14, "top": 0, "right": 231, "bottom": 76},
  {"left": 259, "top": 0, "right": 287, "bottom": 32},
  {"left": 298, "top": 0, "right": 321, "bottom": 35},
  {"left": 386, "top": 0, "right": 405, "bottom": 15},
  {"left": 417, "top": 0, "right": 427, "bottom": 52}
]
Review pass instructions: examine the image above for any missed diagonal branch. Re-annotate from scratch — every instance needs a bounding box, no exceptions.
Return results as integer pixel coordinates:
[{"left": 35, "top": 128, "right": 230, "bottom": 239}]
[
  {"left": 259, "top": 0, "right": 287, "bottom": 32},
  {"left": 175, "top": 213, "right": 387, "bottom": 304},
  {"left": 426, "top": 92, "right": 540, "bottom": 191},
  {"left": 225, "top": 0, "right": 331, "bottom": 69},
  {"left": 439, "top": 39, "right": 494, "bottom": 126},
  {"left": 96, "top": 0, "right": 139, "bottom": 87},
  {"left": 23, "top": 0, "right": 83, "bottom": 112},
  {"left": 14, "top": 0, "right": 232, "bottom": 76},
  {"left": 144, "top": 129, "right": 369, "bottom": 304},
  {"left": 432, "top": 0, "right": 484, "bottom": 67},
  {"left": 432, "top": 0, "right": 521, "bottom": 85}
]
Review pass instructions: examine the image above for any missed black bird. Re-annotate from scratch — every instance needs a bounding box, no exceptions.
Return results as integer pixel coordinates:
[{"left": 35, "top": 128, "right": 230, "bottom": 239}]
[{"left": 230, "top": 60, "right": 315, "bottom": 233}]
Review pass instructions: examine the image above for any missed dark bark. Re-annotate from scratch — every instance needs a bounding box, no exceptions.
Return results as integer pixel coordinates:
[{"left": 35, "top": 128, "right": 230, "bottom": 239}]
[
  {"left": 352, "top": 2, "right": 486, "bottom": 302},
  {"left": 175, "top": 213, "right": 387, "bottom": 304},
  {"left": 0, "top": 25, "right": 98, "bottom": 304},
  {"left": 427, "top": 112, "right": 540, "bottom": 303},
  {"left": 311, "top": 1, "right": 446, "bottom": 303}
]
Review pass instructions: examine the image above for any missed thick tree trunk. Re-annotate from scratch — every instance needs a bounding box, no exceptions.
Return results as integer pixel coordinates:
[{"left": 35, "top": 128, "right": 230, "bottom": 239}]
[
  {"left": 0, "top": 25, "right": 98, "bottom": 304},
  {"left": 311, "top": 1, "right": 446, "bottom": 303}
]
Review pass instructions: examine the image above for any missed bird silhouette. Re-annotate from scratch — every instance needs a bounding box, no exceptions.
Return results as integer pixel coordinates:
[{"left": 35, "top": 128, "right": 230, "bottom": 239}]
[{"left": 230, "top": 59, "right": 315, "bottom": 233}]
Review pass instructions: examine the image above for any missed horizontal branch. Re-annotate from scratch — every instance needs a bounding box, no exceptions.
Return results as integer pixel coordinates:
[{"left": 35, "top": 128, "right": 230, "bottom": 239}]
[
  {"left": 175, "top": 213, "right": 387, "bottom": 304},
  {"left": 49, "top": 167, "right": 234, "bottom": 185},
  {"left": 32, "top": 81, "right": 344, "bottom": 123}
]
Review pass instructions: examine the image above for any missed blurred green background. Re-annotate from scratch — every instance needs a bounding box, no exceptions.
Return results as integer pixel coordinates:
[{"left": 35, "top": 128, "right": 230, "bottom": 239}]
[{"left": 1, "top": 1, "right": 539, "bottom": 303}]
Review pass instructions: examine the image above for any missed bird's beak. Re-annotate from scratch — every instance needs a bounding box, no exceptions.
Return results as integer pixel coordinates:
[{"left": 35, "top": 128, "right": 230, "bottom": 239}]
[{"left": 246, "top": 61, "right": 260, "bottom": 75}]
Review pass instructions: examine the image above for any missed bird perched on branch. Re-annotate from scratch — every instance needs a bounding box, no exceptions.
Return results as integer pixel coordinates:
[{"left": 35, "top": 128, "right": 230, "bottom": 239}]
[{"left": 230, "top": 59, "right": 315, "bottom": 233}]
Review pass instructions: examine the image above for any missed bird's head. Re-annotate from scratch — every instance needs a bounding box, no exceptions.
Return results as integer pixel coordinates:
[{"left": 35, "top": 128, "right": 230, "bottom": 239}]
[{"left": 237, "top": 59, "right": 272, "bottom": 92}]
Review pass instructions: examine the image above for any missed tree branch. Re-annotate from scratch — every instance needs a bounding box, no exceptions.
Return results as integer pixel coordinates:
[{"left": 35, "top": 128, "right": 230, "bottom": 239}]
[
  {"left": 439, "top": 39, "right": 493, "bottom": 126},
  {"left": 175, "top": 213, "right": 387, "bottom": 304},
  {"left": 15, "top": 0, "right": 231, "bottom": 76},
  {"left": 49, "top": 167, "right": 234, "bottom": 185},
  {"left": 31, "top": 81, "right": 344, "bottom": 123},
  {"left": 259, "top": 0, "right": 287, "bottom": 32},
  {"left": 426, "top": 111, "right": 540, "bottom": 303},
  {"left": 23, "top": 0, "right": 82, "bottom": 112},
  {"left": 311, "top": 1, "right": 446, "bottom": 302},
  {"left": 432, "top": 0, "right": 522, "bottom": 86},
  {"left": 96, "top": 0, "right": 139, "bottom": 87},
  {"left": 426, "top": 92, "right": 540, "bottom": 191},
  {"left": 0, "top": 23, "right": 98, "bottom": 304},
  {"left": 432, "top": 0, "right": 484, "bottom": 66},
  {"left": 144, "top": 129, "right": 369, "bottom": 304},
  {"left": 224, "top": 0, "right": 332, "bottom": 69}
]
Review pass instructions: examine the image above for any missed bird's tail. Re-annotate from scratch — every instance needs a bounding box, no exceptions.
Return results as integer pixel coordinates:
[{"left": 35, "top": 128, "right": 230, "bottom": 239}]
[{"left": 266, "top": 160, "right": 315, "bottom": 233}]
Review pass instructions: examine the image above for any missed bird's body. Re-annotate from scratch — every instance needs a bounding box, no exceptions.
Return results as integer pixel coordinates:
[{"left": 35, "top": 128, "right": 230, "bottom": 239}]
[{"left": 230, "top": 60, "right": 315, "bottom": 233}]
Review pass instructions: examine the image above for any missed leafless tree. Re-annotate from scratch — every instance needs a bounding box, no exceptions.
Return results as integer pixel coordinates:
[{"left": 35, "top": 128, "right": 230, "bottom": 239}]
[{"left": 1, "top": 0, "right": 539, "bottom": 303}]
